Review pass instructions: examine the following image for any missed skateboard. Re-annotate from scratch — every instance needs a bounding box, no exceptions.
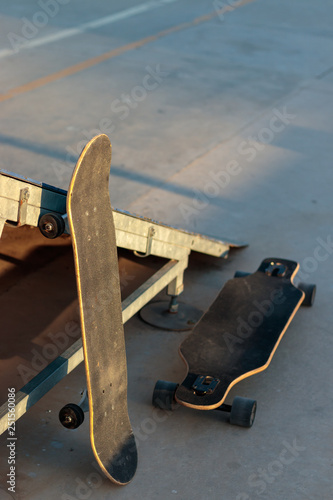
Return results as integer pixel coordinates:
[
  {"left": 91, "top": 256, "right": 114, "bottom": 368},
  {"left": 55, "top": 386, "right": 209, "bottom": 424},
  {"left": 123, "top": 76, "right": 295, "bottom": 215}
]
[
  {"left": 58, "top": 134, "right": 137, "bottom": 485},
  {"left": 153, "top": 258, "right": 316, "bottom": 427}
]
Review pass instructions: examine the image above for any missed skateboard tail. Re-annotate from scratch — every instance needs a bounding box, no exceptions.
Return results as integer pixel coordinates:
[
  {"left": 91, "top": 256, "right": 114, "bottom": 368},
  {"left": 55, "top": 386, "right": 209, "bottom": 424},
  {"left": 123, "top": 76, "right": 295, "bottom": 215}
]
[{"left": 91, "top": 431, "right": 137, "bottom": 486}]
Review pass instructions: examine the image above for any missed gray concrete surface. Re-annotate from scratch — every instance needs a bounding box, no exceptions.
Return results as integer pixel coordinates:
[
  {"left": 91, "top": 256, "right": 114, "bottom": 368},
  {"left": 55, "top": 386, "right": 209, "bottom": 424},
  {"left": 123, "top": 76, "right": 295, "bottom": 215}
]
[{"left": 0, "top": 0, "right": 332, "bottom": 499}]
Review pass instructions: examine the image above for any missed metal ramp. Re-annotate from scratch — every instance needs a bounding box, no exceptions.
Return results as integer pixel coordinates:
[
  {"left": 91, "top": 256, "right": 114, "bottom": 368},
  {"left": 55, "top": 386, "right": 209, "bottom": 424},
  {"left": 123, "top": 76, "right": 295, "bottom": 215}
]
[{"left": 0, "top": 169, "right": 245, "bottom": 435}]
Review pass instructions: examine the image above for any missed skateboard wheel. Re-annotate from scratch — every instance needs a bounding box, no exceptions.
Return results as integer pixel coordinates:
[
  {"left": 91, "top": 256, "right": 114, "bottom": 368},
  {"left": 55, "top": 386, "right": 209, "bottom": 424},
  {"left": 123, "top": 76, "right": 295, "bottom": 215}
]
[
  {"left": 234, "top": 271, "right": 250, "bottom": 278},
  {"left": 152, "top": 380, "right": 178, "bottom": 411},
  {"left": 230, "top": 396, "right": 257, "bottom": 428},
  {"left": 59, "top": 403, "right": 85, "bottom": 429},
  {"left": 298, "top": 282, "right": 316, "bottom": 307},
  {"left": 39, "top": 213, "right": 65, "bottom": 239}
]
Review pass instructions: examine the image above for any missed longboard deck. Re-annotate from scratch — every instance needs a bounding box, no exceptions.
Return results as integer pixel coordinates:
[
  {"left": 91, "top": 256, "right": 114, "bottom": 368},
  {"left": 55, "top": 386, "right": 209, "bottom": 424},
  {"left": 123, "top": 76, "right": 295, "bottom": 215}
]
[
  {"left": 175, "top": 258, "right": 304, "bottom": 410},
  {"left": 67, "top": 134, "right": 137, "bottom": 485}
]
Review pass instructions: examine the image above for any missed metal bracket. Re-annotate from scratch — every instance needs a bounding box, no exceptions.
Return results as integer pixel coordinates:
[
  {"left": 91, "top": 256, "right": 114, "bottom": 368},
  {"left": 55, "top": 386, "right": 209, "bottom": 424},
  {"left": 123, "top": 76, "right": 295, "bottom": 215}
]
[
  {"left": 192, "top": 375, "right": 220, "bottom": 395},
  {"left": 17, "top": 188, "right": 30, "bottom": 227},
  {"left": 134, "top": 226, "right": 155, "bottom": 258},
  {"left": 0, "top": 217, "right": 6, "bottom": 238},
  {"left": 265, "top": 262, "right": 286, "bottom": 278}
]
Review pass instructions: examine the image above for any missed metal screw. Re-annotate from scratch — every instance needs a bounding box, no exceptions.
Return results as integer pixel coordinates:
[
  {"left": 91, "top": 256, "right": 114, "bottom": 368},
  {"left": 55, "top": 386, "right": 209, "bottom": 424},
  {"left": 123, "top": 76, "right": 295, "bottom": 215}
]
[{"left": 168, "top": 296, "right": 179, "bottom": 314}]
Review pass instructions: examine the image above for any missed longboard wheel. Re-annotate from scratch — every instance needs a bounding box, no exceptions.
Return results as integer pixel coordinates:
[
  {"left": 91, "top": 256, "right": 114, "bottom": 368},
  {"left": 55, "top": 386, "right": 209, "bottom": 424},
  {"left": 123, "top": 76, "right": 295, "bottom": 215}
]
[
  {"left": 298, "top": 282, "right": 316, "bottom": 307},
  {"left": 230, "top": 396, "right": 257, "bottom": 428},
  {"left": 234, "top": 271, "right": 250, "bottom": 278},
  {"left": 39, "top": 213, "right": 65, "bottom": 239},
  {"left": 59, "top": 403, "right": 85, "bottom": 429},
  {"left": 152, "top": 380, "right": 178, "bottom": 411}
]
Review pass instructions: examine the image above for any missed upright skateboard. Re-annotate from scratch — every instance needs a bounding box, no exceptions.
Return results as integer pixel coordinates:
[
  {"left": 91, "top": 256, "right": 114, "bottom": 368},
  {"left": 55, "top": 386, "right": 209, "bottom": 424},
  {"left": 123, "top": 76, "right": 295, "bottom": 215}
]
[
  {"left": 58, "top": 135, "right": 137, "bottom": 485},
  {"left": 153, "top": 258, "right": 316, "bottom": 427}
]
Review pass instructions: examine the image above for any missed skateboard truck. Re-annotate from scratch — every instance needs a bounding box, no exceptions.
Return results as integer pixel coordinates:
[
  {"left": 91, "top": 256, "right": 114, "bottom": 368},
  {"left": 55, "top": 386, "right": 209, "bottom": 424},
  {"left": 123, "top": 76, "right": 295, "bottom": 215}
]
[
  {"left": 264, "top": 262, "right": 286, "bottom": 277},
  {"left": 192, "top": 376, "right": 220, "bottom": 396},
  {"left": 152, "top": 380, "right": 257, "bottom": 427}
]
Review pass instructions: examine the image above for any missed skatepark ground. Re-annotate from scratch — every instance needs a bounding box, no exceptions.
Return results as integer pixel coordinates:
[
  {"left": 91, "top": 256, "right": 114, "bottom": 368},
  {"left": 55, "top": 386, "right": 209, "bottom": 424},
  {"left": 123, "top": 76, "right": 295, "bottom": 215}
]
[{"left": 0, "top": 0, "right": 332, "bottom": 499}]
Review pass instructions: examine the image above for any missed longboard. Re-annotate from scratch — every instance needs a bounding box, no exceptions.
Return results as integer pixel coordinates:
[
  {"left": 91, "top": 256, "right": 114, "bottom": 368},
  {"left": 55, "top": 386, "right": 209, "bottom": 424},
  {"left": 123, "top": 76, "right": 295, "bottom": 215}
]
[
  {"left": 153, "top": 258, "right": 315, "bottom": 426},
  {"left": 66, "top": 134, "right": 137, "bottom": 485}
]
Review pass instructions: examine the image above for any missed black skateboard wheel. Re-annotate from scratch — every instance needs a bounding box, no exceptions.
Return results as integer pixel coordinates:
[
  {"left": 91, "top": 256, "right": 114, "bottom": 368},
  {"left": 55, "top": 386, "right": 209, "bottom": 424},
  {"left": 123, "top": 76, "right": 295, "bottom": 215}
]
[
  {"left": 39, "top": 213, "right": 65, "bottom": 239},
  {"left": 234, "top": 271, "right": 250, "bottom": 278},
  {"left": 152, "top": 380, "right": 178, "bottom": 411},
  {"left": 230, "top": 396, "right": 257, "bottom": 428},
  {"left": 59, "top": 403, "right": 85, "bottom": 429},
  {"left": 298, "top": 282, "right": 316, "bottom": 307}
]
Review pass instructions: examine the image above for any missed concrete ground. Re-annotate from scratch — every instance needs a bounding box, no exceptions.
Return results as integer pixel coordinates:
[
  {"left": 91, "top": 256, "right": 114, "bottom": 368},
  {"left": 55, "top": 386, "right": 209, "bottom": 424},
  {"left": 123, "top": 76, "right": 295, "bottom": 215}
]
[{"left": 0, "top": 0, "right": 332, "bottom": 498}]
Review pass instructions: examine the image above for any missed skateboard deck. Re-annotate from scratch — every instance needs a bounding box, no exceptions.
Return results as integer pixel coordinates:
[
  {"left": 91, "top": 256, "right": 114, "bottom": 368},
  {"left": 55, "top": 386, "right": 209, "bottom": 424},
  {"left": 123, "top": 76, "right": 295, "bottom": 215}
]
[
  {"left": 153, "top": 258, "right": 315, "bottom": 425},
  {"left": 176, "top": 258, "right": 305, "bottom": 409},
  {"left": 67, "top": 134, "right": 137, "bottom": 485}
]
